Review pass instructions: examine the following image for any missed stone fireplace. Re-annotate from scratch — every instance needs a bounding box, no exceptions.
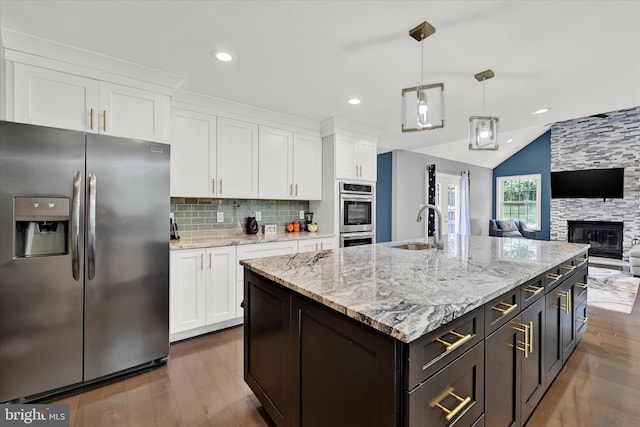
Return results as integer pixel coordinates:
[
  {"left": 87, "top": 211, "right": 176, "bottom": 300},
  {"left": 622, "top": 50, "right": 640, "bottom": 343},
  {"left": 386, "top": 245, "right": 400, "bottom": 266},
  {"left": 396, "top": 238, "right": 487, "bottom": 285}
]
[
  {"left": 568, "top": 220, "right": 623, "bottom": 259},
  {"left": 550, "top": 107, "right": 640, "bottom": 262}
]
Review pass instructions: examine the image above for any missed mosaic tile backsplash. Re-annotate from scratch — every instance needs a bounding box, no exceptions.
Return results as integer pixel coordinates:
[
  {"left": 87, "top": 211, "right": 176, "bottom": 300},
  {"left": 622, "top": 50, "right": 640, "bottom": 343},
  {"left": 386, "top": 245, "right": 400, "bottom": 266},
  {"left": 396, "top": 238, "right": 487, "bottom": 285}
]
[{"left": 170, "top": 198, "right": 310, "bottom": 239}]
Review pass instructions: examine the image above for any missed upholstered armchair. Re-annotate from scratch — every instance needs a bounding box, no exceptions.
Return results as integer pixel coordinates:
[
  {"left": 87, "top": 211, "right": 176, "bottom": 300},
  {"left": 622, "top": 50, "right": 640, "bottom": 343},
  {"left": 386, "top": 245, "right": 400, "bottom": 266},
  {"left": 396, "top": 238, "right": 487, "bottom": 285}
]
[{"left": 489, "top": 219, "right": 536, "bottom": 239}]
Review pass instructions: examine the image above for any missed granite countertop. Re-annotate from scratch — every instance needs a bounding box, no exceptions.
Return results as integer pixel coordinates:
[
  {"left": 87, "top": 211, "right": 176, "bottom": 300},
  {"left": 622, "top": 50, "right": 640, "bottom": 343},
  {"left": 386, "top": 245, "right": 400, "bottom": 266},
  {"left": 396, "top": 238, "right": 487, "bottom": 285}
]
[
  {"left": 240, "top": 235, "right": 590, "bottom": 344},
  {"left": 170, "top": 231, "right": 336, "bottom": 250}
]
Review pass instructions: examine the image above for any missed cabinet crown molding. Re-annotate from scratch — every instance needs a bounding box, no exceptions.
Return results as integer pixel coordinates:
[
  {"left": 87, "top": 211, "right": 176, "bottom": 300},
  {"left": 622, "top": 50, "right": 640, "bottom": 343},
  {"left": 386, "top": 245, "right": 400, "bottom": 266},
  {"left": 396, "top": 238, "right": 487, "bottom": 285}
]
[
  {"left": 172, "top": 91, "right": 321, "bottom": 137},
  {"left": 320, "top": 116, "right": 382, "bottom": 140},
  {"left": 1, "top": 28, "right": 184, "bottom": 92}
]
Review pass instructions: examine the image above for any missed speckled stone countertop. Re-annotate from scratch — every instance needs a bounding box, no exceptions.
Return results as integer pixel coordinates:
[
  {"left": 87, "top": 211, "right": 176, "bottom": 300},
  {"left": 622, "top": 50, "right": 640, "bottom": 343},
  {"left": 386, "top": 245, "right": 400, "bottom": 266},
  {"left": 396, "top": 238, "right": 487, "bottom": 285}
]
[
  {"left": 170, "top": 231, "right": 336, "bottom": 250},
  {"left": 240, "top": 235, "right": 589, "bottom": 343}
]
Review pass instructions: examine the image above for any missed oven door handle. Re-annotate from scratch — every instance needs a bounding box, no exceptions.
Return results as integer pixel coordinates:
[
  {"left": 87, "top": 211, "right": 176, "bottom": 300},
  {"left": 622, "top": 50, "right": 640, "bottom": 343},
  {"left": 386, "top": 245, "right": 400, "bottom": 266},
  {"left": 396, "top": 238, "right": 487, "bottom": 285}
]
[
  {"left": 341, "top": 232, "right": 375, "bottom": 240},
  {"left": 340, "top": 194, "right": 374, "bottom": 201}
]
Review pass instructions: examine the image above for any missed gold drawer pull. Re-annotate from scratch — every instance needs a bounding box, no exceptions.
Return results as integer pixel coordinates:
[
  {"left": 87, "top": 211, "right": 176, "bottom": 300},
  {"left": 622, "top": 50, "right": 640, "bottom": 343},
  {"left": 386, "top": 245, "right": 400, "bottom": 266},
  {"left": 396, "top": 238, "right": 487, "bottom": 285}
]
[
  {"left": 524, "top": 285, "right": 543, "bottom": 296},
  {"left": 200, "top": 253, "right": 203, "bottom": 271},
  {"left": 576, "top": 257, "right": 588, "bottom": 263},
  {"left": 434, "top": 330, "right": 473, "bottom": 352},
  {"left": 547, "top": 273, "right": 563, "bottom": 281},
  {"left": 557, "top": 289, "right": 572, "bottom": 313},
  {"left": 429, "top": 387, "right": 472, "bottom": 421},
  {"left": 576, "top": 282, "right": 588, "bottom": 289},
  {"left": 563, "top": 264, "right": 576, "bottom": 271},
  {"left": 512, "top": 322, "right": 531, "bottom": 358},
  {"left": 578, "top": 316, "right": 588, "bottom": 324},
  {"left": 491, "top": 301, "right": 518, "bottom": 315}
]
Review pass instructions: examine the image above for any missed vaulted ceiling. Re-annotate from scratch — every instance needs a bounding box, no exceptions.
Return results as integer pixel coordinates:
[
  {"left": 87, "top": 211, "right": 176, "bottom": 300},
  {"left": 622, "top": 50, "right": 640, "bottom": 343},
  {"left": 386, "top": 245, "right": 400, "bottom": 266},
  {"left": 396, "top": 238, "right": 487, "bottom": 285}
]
[{"left": 1, "top": 1, "right": 639, "bottom": 168}]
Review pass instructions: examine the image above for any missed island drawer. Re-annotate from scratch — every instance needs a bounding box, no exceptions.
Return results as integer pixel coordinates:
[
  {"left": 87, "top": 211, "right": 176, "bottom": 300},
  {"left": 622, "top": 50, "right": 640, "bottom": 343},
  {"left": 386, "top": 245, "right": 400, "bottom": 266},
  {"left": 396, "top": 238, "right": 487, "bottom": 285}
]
[
  {"left": 520, "top": 273, "right": 545, "bottom": 309},
  {"left": 544, "top": 264, "right": 565, "bottom": 291},
  {"left": 485, "top": 287, "right": 521, "bottom": 335},
  {"left": 407, "top": 307, "right": 484, "bottom": 390},
  {"left": 573, "top": 265, "right": 589, "bottom": 304},
  {"left": 406, "top": 342, "right": 484, "bottom": 427}
]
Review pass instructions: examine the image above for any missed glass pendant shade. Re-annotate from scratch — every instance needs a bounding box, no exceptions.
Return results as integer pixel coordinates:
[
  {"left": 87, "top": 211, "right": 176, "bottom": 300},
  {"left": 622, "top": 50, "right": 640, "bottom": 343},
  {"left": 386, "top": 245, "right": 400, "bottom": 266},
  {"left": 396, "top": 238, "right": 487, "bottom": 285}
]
[
  {"left": 469, "top": 116, "right": 499, "bottom": 150},
  {"left": 402, "top": 83, "right": 445, "bottom": 132}
]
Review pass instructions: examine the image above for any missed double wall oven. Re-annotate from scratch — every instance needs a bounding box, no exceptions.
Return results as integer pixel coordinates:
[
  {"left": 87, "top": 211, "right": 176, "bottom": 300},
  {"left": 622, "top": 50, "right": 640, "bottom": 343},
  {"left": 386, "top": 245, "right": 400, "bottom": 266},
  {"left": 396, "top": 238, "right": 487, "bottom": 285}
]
[{"left": 339, "top": 182, "right": 374, "bottom": 247}]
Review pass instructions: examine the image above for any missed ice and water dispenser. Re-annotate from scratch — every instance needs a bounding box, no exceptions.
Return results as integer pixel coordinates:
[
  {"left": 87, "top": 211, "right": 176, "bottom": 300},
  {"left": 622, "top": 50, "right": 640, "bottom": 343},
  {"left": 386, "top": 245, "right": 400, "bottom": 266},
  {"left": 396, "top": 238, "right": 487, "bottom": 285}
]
[{"left": 14, "top": 197, "right": 69, "bottom": 258}]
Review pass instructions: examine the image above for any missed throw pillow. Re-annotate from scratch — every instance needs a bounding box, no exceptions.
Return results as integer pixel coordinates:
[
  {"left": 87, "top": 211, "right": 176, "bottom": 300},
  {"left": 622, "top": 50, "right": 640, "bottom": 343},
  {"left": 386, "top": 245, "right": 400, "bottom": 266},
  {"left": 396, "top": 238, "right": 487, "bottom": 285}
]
[{"left": 497, "top": 219, "right": 518, "bottom": 232}]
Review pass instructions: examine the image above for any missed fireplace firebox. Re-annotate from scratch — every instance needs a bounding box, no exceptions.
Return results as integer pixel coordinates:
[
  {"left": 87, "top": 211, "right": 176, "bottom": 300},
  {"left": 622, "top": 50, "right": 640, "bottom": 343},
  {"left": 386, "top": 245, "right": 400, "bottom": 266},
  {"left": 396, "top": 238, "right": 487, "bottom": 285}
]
[{"left": 567, "top": 220, "right": 623, "bottom": 259}]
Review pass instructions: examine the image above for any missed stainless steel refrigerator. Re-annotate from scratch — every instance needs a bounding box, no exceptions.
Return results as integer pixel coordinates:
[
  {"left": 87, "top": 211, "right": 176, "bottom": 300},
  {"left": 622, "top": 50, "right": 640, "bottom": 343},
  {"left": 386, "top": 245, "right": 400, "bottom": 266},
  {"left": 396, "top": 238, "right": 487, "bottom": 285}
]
[{"left": 0, "top": 120, "right": 170, "bottom": 402}]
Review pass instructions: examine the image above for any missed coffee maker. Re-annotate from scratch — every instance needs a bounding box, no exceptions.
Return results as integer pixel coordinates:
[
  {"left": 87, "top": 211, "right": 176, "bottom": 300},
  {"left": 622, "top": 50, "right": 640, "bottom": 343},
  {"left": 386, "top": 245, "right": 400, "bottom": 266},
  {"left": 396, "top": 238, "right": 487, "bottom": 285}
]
[{"left": 303, "top": 212, "right": 313, "bottom": 231}]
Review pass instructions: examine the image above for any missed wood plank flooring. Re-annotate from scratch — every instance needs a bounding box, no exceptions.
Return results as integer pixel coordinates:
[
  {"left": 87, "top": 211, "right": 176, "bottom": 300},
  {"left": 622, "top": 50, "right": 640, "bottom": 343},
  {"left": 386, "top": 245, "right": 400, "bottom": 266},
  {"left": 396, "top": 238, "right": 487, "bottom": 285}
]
[{"left": 52, "top": 295, "right": 640, "bottom": 426}]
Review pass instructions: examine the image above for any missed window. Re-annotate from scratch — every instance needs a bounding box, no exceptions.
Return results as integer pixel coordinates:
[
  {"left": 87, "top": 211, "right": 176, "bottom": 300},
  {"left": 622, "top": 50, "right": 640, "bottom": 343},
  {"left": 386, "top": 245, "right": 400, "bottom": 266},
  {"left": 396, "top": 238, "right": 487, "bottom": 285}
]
[{"left": 496, "top": 174, "right": 541, "bottom": 230}]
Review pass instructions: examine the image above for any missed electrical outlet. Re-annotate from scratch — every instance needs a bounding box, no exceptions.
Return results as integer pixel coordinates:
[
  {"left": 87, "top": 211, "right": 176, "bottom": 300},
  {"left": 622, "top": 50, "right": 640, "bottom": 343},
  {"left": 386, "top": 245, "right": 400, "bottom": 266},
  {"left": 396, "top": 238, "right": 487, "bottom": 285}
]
[
  {"left": 217, "top": 211, "right": 224, "bottom": 223},
  {"left": 255, "top": 211, "right": 262, "bottom": 221},
  {"left": 299, "top": 210, "right": 305, "bottom": 220},
  {"left": 169, "top": 212, "right": 175, "bottom": 222}
]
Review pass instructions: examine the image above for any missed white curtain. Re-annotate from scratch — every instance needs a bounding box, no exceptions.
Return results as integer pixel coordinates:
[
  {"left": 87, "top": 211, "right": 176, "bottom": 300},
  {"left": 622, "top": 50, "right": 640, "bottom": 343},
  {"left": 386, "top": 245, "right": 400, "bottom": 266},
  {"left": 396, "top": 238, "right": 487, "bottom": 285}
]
[{"left": 459, "top": 170, "right": 471, "bottom": 235}]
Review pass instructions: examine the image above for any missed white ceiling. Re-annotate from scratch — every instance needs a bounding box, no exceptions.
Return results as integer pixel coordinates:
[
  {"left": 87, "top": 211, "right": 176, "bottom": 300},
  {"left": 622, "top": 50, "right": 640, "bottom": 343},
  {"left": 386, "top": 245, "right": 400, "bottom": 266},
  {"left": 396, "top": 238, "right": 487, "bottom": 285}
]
[{"left": 1, "top": 0, "right": 639, "bottom": 168}]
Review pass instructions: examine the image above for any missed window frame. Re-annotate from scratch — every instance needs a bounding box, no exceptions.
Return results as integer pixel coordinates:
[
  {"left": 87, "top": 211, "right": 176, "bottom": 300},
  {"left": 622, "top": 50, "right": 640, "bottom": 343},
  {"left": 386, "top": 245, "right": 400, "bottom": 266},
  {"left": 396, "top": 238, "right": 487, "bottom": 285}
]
[{"left": 496, "top": 174, "right": 542, "bottom": 231}]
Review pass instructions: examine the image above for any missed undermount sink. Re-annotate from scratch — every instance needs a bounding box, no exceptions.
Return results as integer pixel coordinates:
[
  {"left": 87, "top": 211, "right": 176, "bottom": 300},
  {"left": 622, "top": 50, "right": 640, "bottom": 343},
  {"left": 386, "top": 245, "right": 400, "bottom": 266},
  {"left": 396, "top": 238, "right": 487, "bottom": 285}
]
[{"left": 391, "top": 242, "right": 434, "bottom": 251}]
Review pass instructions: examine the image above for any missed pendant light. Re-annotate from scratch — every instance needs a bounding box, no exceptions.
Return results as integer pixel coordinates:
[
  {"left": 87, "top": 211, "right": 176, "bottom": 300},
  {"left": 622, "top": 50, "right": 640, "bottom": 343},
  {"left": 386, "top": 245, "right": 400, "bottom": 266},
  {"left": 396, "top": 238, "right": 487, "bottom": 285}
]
[
  {"left": 401, "top": 21, "right": 445, "bottom": 132},
  {"left": 469, "top": 69, "right": 499, "bottom": 150}
]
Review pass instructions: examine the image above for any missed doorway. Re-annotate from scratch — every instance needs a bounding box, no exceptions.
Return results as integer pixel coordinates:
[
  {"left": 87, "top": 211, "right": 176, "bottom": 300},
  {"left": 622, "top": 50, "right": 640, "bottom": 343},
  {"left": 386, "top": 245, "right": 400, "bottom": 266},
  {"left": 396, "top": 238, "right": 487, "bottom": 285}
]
[{"left": 436, "top": 173, "right": 461, "bottom": 236}]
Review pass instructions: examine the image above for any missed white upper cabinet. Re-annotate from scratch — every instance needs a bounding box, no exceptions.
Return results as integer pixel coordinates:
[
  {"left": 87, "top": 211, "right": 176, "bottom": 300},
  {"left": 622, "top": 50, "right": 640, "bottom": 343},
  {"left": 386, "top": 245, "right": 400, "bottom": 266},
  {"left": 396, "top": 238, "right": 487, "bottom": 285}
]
[
  {"left": 14, "top": 63, "right": 99, "bottom": 132},
  {"left": 216, "top": 117, "right": 259, "bottom": 198},
  {"left": 292, "top": 133, "right": 322, "bottom": 200},
  {"left": 12, "top": 63, "right": 169, "bottom": 142},
  {"left": 335, "top": 134, "right": 358, "bottom": 180},
  {"left": 258, "top": 126, "right": 293, "bottom": 199},
  {"left": 99, "top": 82, "right": 168, "bottom": 142},
  {"left": 356, "top": 138, "right": 377, "bottom": 181},
  {"left": 258, "top": 127, "right": 322, "bottom": 200},
  {"left": 170, "top": 109, "right": 216, "bottom": 197},
  {"left": 335, "top": 134, "right": 377, "bottom": 181}
]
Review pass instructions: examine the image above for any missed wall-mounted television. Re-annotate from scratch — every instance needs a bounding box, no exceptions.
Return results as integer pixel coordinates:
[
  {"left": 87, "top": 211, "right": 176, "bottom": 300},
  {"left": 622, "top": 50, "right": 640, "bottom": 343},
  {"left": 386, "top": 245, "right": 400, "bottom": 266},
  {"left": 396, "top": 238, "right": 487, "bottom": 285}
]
[{"left": 550, "top": 167, "right": 624, "bottom": 199}]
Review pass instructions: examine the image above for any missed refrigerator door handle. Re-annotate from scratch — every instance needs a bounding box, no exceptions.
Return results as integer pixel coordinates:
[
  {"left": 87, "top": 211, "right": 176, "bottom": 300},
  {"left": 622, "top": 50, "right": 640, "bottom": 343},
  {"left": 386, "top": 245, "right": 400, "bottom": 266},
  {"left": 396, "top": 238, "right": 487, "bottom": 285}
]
[
  {"left": 88, "top": 173, "right": 97, "bottom": 280},
  {"left": 71, "top": 171, "right": 82, "bottom": 281}
]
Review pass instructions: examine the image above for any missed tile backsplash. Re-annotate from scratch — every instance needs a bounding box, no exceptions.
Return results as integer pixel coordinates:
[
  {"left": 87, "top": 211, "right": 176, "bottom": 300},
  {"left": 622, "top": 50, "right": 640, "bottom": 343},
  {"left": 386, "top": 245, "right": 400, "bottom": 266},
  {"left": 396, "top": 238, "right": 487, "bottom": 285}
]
[{"left": 170, "top": 198, "right": 310, "bottom": 239}]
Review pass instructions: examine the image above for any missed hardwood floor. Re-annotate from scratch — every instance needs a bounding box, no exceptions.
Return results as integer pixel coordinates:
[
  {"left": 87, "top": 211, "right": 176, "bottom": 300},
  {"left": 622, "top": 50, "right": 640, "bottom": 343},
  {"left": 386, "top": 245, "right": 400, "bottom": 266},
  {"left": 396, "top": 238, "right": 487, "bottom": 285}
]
[{"left": 52, "top": 295, "right": 640, "bottom": 426}]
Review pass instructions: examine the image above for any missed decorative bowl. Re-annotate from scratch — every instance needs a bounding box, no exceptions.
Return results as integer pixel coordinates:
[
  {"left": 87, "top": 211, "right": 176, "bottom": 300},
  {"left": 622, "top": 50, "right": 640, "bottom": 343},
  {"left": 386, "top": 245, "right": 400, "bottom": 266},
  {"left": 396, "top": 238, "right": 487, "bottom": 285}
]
[{"left": 307, "top": 224, "right": 318, "bottom": 232}]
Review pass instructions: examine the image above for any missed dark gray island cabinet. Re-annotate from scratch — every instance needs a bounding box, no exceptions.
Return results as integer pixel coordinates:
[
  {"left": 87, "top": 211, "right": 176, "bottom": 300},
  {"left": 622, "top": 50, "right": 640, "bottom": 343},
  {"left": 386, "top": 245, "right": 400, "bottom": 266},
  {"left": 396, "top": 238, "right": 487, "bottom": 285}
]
[{"left": 241, "top": 237, "right": 589, "bottom": 427}]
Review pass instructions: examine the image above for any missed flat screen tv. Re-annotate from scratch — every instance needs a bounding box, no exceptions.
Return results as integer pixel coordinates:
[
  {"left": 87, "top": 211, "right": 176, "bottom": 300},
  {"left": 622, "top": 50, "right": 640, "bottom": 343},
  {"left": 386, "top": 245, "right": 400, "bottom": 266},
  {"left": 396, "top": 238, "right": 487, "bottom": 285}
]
[{"left": 550, "top": 168, "right": 624, "bottom": 199}]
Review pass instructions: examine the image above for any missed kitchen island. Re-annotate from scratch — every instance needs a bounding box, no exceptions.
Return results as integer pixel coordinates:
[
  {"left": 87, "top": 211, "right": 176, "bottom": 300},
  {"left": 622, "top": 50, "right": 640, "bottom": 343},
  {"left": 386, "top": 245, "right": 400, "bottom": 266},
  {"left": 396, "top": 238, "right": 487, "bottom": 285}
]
[{"left": 240, "top": 235, "right": 590, "bottom": 427}]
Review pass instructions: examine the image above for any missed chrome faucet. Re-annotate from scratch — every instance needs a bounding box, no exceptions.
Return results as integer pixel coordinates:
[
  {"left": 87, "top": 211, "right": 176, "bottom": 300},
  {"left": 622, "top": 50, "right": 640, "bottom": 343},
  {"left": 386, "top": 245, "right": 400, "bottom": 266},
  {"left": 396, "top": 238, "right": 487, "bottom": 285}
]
[{"left": 416, "top": 204, "right": 445, "bottom": 249}]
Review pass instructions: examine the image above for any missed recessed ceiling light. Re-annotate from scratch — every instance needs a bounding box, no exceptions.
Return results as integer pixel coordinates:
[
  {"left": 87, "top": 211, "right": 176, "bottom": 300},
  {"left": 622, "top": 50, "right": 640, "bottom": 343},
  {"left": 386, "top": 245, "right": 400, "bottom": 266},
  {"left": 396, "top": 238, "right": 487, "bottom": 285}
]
[
  {"left": 348, "top": 98, "right": 361, "bottom": 105},
  {"left": 506, "top": 138, "right": 513, "bottom": 143},
  {"left": 212, "top": 50, "right": 233, "bottom": 62},
  {"left": 532, "top": 108, "right": 550, "bottom": 115}
]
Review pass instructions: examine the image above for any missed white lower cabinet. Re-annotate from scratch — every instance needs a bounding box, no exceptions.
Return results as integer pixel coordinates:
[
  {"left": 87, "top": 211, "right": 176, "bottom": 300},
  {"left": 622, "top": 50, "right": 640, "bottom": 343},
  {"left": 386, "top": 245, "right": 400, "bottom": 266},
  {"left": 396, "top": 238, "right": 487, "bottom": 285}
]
[
  {"left": 297, "top": 237, "right": 336, "bottom": 253},
  {"left": 205, "top": 246, "right": 237, "bottom": 325},
  {"left": 170, "top": 238, "right": 335, "bottom": 341},
  {"left": 170, "top": 246, "right": 238, "bottom": 342},
  {"left": 170, "top": 249, "right": 206, "bottom": 335}
]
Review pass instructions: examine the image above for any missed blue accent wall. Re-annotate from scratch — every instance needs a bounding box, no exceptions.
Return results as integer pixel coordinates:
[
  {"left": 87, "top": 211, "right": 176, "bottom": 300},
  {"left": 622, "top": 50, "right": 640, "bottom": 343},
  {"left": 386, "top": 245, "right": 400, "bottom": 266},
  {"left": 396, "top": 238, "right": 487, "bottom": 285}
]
[
  {"left": 376, "top": 152, "right": 392, "bottom": 242},
  {"left": 493, "top": 131, "right": 551, "bottom": 240}
]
